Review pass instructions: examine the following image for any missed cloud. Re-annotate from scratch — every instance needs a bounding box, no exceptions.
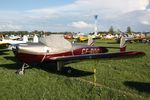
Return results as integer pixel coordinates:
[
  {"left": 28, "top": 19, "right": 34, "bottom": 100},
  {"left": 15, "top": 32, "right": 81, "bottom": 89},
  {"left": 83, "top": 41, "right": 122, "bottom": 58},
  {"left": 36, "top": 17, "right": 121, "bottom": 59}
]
[
  {"left": 28, "top": 0, "right": 149, "bottom": 18},
  {"left": 0, "top": 0, "right": 150, "bottom": 32},
  {"left": 0, "top": 21, "right": 22, "bottom": 31},
  {"left": 146, "top": 0, "right": 150, "bottom": 9},
  {"left": 140, "top": 14, "right": 150, "bottom": 25},
  {"left": 141, "top": 20, "right": 150, "bottom": 25},
  {"left": 24, "top": 0, "right": 149, "bottom": 31},
  {"left": 106, "top": 9, "right": 150, "bottom": 31},
  {"left": 69, "top": 21, "right": 93, "bottom": 29}
]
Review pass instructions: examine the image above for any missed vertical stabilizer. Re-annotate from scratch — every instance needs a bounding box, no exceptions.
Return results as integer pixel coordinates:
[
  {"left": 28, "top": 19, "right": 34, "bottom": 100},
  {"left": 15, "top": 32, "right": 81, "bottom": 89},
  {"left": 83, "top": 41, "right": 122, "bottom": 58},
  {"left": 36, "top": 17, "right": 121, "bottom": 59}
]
[
  {"left": 33, "top": 35, "right": 39, "bottom": 43},
  {"left": 23, "top": 35, "right": 28, "bottom": 42}
]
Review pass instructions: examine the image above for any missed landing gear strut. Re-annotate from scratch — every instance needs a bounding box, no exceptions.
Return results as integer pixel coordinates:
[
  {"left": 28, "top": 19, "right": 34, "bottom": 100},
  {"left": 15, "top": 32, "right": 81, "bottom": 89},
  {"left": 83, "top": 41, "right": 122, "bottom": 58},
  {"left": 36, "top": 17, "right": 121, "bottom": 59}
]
[
  {"left": 16, "top": 63, "right": 30, "bottom": 75},
  {"left": 16, "top": 61, "right": 65, "bottom": 74},
  {"left": 56, "top": 61, "right": 64, "bottom": 71},
  {"left": 56, "top": 61, "right": 72, "bottom": 74}
]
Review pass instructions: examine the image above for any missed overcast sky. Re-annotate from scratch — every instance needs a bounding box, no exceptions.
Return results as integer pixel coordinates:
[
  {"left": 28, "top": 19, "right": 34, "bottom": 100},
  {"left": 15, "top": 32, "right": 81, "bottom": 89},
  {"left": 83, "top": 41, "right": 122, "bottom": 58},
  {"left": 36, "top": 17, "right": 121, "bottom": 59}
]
[{"left": 0, "top": 0, "right": 150, "bottom": 32}]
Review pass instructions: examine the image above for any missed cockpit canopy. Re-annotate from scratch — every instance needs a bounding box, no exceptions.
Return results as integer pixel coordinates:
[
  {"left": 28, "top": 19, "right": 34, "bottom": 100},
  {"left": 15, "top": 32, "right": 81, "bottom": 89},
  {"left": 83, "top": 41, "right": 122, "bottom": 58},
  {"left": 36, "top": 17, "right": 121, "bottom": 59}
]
[{"left": 39, "top": 35, "right": 72, "bottom": 51}]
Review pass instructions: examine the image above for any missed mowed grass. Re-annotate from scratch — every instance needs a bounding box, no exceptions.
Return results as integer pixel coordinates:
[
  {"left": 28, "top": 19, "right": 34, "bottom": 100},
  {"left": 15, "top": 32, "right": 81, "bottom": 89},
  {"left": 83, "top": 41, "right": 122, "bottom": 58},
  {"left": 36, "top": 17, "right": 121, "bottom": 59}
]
[{"left": 0, "top": 40, "right": 150, "bottom": 100}]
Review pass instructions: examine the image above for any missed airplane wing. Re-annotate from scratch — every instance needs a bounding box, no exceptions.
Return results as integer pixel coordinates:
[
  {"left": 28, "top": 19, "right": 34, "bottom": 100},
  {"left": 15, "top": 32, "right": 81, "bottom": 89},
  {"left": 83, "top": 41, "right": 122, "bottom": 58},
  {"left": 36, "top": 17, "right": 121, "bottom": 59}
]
[
  {"left": 50, "top": 51, "right": 145, "bottom": 62},
  {"left": 0, "top": 42, "right": 10, "bottom": 47}
]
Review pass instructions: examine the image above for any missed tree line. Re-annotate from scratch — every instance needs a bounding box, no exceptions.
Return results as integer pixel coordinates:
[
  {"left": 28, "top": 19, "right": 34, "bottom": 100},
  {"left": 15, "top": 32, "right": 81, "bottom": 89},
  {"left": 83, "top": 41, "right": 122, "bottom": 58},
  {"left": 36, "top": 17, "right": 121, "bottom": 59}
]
[{"left": 0, "top": 26, "right": 149, "bottom": 35}]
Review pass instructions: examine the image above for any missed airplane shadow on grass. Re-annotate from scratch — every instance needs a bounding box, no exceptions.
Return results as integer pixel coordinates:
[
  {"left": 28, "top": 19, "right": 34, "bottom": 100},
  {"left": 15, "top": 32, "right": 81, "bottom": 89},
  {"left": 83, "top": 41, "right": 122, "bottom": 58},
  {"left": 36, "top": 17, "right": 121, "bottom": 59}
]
[
  {"left": 124, "top": 81, "right": 150, "bottom": 94},
  {"left": 0, "top": 56, "right": 21, "bottom": 69},
  {"left": 1, "top": 54, "right": 145, "bottom": 77},
  {"left": 37, "top": 61, "right": 94, "bottom": 77},
  {"left": 0, "top": 57, "right": 94, "bottom": 77},
  {"left": 0, "top": 49, "right": 10, "bottom": 55},
  {"left": 4, "top": 56, "right": 19, "bottom": 62}
]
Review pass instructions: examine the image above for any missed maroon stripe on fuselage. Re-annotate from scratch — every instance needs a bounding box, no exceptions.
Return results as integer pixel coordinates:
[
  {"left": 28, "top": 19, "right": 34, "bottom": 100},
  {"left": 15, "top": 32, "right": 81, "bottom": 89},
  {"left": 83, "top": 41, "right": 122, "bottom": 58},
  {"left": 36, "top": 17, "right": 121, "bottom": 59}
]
[
  {"left": 15, "top": 51, "right": 73, "bottom": 64},
  {"left": 14, "top": 47, "right": 108, "bottom": 64},
  {"left": 15, "top": 53, "right": 44, "bottom": 64}
]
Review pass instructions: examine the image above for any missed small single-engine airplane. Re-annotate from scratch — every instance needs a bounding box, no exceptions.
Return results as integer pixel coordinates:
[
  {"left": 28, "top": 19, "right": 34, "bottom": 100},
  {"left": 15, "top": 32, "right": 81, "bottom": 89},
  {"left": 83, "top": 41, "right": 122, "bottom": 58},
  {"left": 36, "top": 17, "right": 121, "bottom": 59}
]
[
  {"left": 0, "top": 35, "right": 39, "bottom": 49},
  {"left": 12, "top": 35, "right": 145, "bottom": 75},
  {"left": 0, "top": 35, "right": 28, "bottom": 48}
]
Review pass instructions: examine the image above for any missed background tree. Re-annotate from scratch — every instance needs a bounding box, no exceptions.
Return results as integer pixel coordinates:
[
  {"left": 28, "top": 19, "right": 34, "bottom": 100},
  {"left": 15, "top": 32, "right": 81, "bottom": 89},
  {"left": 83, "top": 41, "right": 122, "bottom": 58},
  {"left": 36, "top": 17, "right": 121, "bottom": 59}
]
[
  {"left": 126, "top": 26, "right": 132, "bottom": 34},
  {"left": 108, "top": 26, "right": 114, "bottom": 34}
]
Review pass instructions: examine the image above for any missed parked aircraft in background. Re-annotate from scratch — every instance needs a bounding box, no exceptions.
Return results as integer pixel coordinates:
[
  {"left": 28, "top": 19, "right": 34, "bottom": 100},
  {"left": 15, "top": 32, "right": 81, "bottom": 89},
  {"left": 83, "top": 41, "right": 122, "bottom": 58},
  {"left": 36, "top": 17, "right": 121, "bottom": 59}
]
[
  {"left": 12, "top": 35, "right": 145, "bottom": 75},
  {"left": 0, "top": 35, "right": 39, "bottom": 49},
  {"left": 9, "top": 35, "right": 21, "bottom": 40},
  {"left": 0, "top": 35, "right": 28, "bottom": 48}
]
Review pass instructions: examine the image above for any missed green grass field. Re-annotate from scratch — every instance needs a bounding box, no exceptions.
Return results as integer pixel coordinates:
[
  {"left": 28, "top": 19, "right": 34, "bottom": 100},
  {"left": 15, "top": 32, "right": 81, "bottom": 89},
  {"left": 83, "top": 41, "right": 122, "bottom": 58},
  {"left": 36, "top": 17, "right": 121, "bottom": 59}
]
[{"left": 0, "top": 40, "right": 150, "bottom": 100}]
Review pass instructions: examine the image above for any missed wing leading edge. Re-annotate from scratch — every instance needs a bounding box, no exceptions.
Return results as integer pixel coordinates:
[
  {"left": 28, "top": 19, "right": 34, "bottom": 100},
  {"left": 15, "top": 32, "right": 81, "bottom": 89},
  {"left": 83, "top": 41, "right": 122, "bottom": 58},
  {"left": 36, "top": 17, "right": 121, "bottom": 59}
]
[{"left": 50, "top": 51, "right": 145, "bottom": 62}]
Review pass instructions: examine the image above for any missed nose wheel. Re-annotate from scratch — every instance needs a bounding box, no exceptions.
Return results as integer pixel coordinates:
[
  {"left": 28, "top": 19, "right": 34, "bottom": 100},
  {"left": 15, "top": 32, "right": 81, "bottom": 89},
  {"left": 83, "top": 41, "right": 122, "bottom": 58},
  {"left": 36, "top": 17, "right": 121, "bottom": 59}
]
[
  {"left": 16, "top": 61, "right": 65, "bottom": 74},
  {"left": 16, "top": 63, "right": 29, "bottom": 75}
]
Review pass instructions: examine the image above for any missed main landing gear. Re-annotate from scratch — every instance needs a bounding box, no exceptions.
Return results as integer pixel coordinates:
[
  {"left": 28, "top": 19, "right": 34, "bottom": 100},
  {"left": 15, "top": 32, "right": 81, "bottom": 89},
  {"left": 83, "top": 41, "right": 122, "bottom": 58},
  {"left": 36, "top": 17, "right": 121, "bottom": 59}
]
[
  {"left": 16, "top": 63, "right": 30, "bottom": 75},
  {"left": 16, "top": 61, "right": 67, "bottom": 75},
  {"left": 56, "top": 61, "right": 64, "bottom": 71}
]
